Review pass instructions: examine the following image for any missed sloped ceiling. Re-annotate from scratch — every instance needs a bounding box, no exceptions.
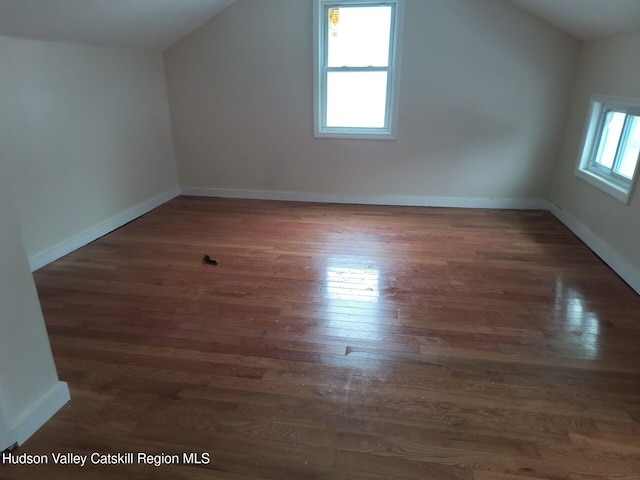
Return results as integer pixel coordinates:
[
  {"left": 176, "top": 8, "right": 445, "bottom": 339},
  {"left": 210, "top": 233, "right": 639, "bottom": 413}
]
[
  {"left": 508, "top": 0, "right": 640, "bottom": 41},
  {"left": 0, "top": 0, "right": 236, "bottom": 51},
  {"left": 1, "top": 0, "right": 640, "bottom": 51}
]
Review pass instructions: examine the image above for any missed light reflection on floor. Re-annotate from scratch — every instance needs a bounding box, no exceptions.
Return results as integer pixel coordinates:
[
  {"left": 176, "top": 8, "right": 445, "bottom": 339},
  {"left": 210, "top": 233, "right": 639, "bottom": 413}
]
[
  {"left": 326, "top": 265, "right": 380, "bottom": 303},
  {"left": 322, "top": 258, "right": 385, "bottom": 344},
  {"left": 554, "top": 279, "right": 600, "bottom": 359}
]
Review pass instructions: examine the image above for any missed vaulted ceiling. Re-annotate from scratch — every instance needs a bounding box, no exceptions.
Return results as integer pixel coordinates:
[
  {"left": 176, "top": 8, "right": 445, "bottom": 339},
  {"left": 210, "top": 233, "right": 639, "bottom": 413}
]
[
  {"left": 0, "top": 0, "right": 236, "bottom": 51},
  {"left": 509, "top": 0, "right": 640, "bottom": 40},
  {"left": 0, "top": 0, "right": 640, "bottom": 51}
]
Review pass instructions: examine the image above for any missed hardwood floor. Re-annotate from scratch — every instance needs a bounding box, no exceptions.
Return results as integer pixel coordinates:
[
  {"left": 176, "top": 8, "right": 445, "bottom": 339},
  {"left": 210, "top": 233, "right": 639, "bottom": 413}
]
[{"left": 3, "top": 196, "right": 640, "bottom": 479}]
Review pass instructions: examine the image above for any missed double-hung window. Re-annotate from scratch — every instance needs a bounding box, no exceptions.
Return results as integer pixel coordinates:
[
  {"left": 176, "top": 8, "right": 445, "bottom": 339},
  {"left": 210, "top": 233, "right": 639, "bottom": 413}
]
[
  {"left": 313, "top": 0, "right": 404, "bottom": 139},
  {"left": 575, "top": 94, "right": 640, "bottom": 204}
]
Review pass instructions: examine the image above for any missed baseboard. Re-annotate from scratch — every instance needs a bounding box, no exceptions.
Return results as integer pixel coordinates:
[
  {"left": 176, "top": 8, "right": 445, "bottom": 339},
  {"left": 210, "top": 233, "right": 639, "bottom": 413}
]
[
  {"left": 182, "top": 187, "right": 639, "bottom": 295},
  {"left": 10, "top": 381, "right": 70, "bottom": 445},
  {"left": 26, "top": 183, "right": 640, "bottom": 291},
  {"left": 28, "top": 188, "right": 180, "bottom": 271},
  {"left": 180, "top": 187, "right": 549, "bottom": 210},
  {"left": 549, "top": 202, "right": 640, "bottom": 295}
]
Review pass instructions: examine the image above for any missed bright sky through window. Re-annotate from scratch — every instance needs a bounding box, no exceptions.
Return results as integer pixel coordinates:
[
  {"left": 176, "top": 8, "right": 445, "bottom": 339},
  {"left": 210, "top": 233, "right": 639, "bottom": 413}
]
[
  {"left": 314, "top": 0, "right": 403, "bottom": 138},
  {"left": 327, "top": 7, "right": 391, "bottom": 67},
  {"left": 619, "top": 117, "right": 640, "bottom": 179},
  {"left": 574, "top": 94, "right": 640, "bottom": 203},
  {"left": 593, "top": 111, "right": 640, "bottom": 180},
  {"left": 326, "top": 6, "right": 392, "bottom": 128}
]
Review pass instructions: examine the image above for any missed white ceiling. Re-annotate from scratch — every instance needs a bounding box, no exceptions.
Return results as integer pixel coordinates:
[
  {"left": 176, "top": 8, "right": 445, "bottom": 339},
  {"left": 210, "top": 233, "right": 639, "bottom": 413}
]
[
  {"left": 1, "top": 0, "right": 640, "bottom": 51},
  {"left": 508, "top": 0, "right": 640, "bottom": 41},
  {"left": 0, "top": 0, "right": 236, "bottom": 51}
]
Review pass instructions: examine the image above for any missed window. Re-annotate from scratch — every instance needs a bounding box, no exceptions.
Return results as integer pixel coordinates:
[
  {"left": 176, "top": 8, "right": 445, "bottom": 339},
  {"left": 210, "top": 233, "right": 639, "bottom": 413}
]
[
  {"left": 575, "top": 94, "right": 640, "bottom": 204},
  {"left": 313, "top": 0, "right": 404, "bottom": 139}
]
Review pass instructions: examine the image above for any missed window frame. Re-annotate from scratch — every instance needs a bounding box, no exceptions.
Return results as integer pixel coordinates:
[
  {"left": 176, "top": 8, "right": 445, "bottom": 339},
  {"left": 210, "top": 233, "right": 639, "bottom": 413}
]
[
  {"left": 575, "top": 94, "right": 640, "bottom": 204},
  {"left": 313, "top": 0, "right": 404, "bottom": 140}
]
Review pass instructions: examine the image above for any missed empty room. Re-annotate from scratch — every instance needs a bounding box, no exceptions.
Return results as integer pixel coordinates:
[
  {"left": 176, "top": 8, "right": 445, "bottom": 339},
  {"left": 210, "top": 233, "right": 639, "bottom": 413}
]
[{"left": 1, "top": 0, "right": 640, "bottom": 478}]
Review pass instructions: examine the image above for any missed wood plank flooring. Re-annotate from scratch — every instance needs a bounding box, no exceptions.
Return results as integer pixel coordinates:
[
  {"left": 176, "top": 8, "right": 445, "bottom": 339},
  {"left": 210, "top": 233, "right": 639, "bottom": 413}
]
[{"left": 3, "top": 196, "right": 640, "bottom": 479}]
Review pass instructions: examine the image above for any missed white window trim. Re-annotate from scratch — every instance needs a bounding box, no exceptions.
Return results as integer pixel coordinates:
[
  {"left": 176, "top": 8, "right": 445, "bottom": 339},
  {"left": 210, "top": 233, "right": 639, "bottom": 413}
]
[
  {"left": 313, "top": 0, "right": 404, "bottom": 140},
  {"left": 574, "top": 94, "right": 640, "bottom": 204}
]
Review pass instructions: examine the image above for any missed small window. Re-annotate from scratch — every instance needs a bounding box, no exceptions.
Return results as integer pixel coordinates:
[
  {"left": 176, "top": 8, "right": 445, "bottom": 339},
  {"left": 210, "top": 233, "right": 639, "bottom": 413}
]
[
  {"left": 575, "top": 94, "right": 640, "bottom": 204},
  {"left": 313, "top": 0, "right": 404, "bottom": 139}
]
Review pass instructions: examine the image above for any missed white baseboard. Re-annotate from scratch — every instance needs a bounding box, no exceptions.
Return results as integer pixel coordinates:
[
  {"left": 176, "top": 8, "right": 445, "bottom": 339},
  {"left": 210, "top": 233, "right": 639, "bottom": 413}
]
[
  {"left": 549, "top": 203, "right": 640, "bottom": 295},
  {"left": 28, "top": 188, "right": 180, "bottom": 271},
  {"left": 180, "top": 187, "right": 549, "bottom": 210},
  {"left": 10, "top": 381, "right": 70, "bottom": 445},
  {"left": 182, "top": 187, "right": 639, "bottom": 295},
  {"left": 26, "top": 184, "right": 640, "bottom": 292}
]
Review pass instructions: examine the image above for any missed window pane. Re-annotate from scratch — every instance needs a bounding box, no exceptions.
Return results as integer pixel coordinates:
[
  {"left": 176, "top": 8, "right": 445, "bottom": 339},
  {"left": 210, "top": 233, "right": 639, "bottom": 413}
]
[
  {"left": 326, "top": 71, "right": 388, "bottom": 128},
  {"left": 594, "top": 111, "right": 625, "bottom": 169},
  {"left": 616, "top": 115, "right": 640, "bottom": 179},
  {"left": 327, "top": 6, "right": 392, "bottom": 67}
]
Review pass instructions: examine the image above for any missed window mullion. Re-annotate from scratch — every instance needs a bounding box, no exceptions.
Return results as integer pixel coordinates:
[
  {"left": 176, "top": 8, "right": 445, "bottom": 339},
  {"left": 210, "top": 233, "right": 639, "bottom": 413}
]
[{"left": 590, "top": 109, "right": 609, "bottom": 170}]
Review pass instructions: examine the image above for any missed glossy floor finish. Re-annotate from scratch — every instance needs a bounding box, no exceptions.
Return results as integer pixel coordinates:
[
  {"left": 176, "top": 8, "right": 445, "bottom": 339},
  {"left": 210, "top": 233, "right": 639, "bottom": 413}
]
[{"left": 5, "top": 196, "right": 640, "bottom": 479}]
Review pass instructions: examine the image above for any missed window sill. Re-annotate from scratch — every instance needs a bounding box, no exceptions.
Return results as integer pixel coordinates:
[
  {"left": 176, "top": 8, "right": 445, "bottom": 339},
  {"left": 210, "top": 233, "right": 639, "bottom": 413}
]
[
  {"left": 575, "top": 167, "right": 633, "bottom": 204},
  {"left": 314, "top": 133, "right": 397, "bottom": 140},
  {"left": 314, "top": 127, "right": 397, "bottom": 140}
]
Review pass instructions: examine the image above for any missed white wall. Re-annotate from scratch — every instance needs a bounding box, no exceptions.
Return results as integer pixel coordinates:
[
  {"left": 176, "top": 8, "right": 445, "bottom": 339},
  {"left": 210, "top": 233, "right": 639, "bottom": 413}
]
[
  {"left": 550, "top": 31, "right": 640, "bottom": 286},
  {"left": 0, "top": 181, "right": 69, "bottom": 446},
  {"left": 165, "top": 0, "right": 579, "bottom": 202},
  {"left": 0, "top": 405, "right": 11, "bottom": 451},
  {"left": 0, "top": 36, "right": 178, "bottom": 261}
]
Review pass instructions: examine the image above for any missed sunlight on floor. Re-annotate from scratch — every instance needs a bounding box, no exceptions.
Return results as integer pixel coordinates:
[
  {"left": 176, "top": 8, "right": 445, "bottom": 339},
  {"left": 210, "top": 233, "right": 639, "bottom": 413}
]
[
  {"left": 554, "top": 278, "right": 601, "bottom": 360},
  {"left": 326, "top": 265, "right": 380, "bottom": 303}
]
